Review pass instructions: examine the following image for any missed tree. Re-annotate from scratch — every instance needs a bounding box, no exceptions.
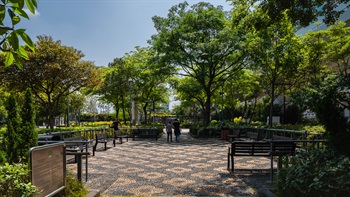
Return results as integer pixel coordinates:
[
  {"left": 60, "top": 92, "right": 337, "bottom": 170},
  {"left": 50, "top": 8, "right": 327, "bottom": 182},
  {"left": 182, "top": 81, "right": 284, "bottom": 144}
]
[
  {"left": 68, "top": 92, "right": 86, "bottom": 125},
  {"left": 98, "top": 58, "right": 133, "bottom": 123},
  {"left": 1, "top": 35, "right": 100, "bottom": 130},
  {"left": 0, "top": 0, "right": 37, "bottom": 67},
  {"left": 4, "top": 92, "right": 20, "bottom": 163},
  {"left": 293, "top": 23, "right": 350, "bottom": 156},
  {"left": 151, "top": 2, "right": 246, "bottom": 124},
  {"left": 247, "top": 10, "right": 306, "bottom": 127},
  {"left": 225, "top": 69, "right": 262, "bottom": 123},
  {"left": 125, "top": 47, "right": 171, "bottom": 124},
  {"left": 256, "top": 0, "right": 350, "bottom": 27},
  {"left": 175, "top": 77, "right": 206, "bottom": 117},
  {"left": 18, "top": 88, "right": 37, "bottom": 161}
]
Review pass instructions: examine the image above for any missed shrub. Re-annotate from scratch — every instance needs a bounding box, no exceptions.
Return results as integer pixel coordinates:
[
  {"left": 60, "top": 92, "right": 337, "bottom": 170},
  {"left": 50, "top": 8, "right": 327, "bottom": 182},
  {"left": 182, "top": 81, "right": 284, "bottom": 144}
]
[
  {"left": 0, "top": 150, "right": 6, "bottom": 164},
  {"left": 0, "top": 163, "right": 37, "bottom": 196},
  {"left": 233, "top": 116, "right": 242, "bottom": 124},
  {"left": 277, "top": 148, "right": 350, "bottom": 196},
  {"left": 57, "top": 171, "right": 89, "bottom": 197}
]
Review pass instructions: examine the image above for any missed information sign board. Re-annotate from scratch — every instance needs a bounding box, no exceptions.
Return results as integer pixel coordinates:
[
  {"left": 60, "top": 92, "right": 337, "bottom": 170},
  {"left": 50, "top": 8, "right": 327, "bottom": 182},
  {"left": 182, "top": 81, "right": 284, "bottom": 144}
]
[{"left": 29, "top": 142, "right": 66, "bottom": 197}]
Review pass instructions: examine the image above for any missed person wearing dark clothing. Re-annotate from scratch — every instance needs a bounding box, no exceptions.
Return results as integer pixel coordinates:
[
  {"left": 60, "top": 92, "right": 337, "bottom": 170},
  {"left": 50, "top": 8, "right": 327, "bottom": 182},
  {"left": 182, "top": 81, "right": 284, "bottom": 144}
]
[
  {"left": 172, "top": 119, "right": 181, "bottom": 142},
  {"left": 111, "top": 118, "right": 121, "bottom": 131},
  {"left": 166, "top": 121, "right": 173, "bottom": 142}
]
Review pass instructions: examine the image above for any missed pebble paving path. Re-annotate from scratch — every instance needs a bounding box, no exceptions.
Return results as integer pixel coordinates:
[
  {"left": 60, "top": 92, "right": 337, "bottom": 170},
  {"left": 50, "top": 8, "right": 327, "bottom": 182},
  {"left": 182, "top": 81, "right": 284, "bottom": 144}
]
[{"left": 67, "top": 129, "right": 274, "bottom": 196}]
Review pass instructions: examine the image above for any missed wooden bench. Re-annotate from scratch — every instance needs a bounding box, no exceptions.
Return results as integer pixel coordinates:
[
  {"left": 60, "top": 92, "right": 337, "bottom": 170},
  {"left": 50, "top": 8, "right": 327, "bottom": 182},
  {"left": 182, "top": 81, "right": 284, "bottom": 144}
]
[
  {"left": 93, "top": 132, "right": 112, "bottom": 156},
  {"left": 131, "top": 128, "right": 158, "bottom": 140},
  {"left": 113, "top": 130, "right": 129, "bottom": 146},
  {"left": 228, "top": 129, "right": 241, "bottom": 141},
  {"left": 234, "top": 131, "right": 260, "bottom": 141},
  {"left": 272, "top": 135, "right": 293, "bottom": 140},
  {"left": 64, "top": 136, "right": 91, "bottom": 163},
  {"left": 227, "top": 140, "right": 296, "bottom": 181},
  {"left": 64, "top": 136, "right": 87, "bottom": 152},
  {"left": 246, "top": 132, "right": 260, "bottom": 141}
]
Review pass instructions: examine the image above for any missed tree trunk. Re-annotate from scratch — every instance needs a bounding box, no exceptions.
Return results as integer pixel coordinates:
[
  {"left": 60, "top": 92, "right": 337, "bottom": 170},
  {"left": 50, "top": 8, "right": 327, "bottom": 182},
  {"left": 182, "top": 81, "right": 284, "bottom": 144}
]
[
  {"left": 143, "top": 106, "right": 148, "bottom": 124},
  {"left": 204, "top": 94, "right": 211, "bottom": 125}
]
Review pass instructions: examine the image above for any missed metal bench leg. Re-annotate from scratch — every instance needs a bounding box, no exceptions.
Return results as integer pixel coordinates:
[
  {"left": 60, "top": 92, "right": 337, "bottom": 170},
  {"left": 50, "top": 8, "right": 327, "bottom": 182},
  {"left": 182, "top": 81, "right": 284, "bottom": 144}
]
[
  {"left": 77, "top": 154, "right": 82, "bottom": 181},
  {"left": 93, "top": 145, "right": 97, "bottom": 156},
  {"left": 227, "top": 147, "right": 231, "bottom": 170},
  {"left": 270, "top": 154, "right": 274, "bottom": 182}
]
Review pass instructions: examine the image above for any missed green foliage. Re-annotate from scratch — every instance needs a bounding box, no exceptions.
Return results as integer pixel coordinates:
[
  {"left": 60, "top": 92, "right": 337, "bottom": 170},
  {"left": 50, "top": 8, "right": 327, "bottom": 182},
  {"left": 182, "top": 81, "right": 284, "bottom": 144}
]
[
  {"left": 152, "top": 1, "right": 245, "bottom": 124},
  {"left": 56, "top": 171, "right": 89, "bottom": 197},
  {"left": 4, "top": 92, "right": 20, "bottom": 163},
  {"left": 301, "top": 125, "right": 326, "bottom": 133},
  {"left": 277, "top": 148, "right": 350, "bottom": 196},
  {"left": 233, "top": 117, "right": 242, "bottom": 124},
  {"left": 2, "top": 35, "right": 100, "bottom": 130},
  {"left": 0, "top": 150, "right": 6, "bottom": 164},
  {"left": 0, "top": 163, "right": 37, "bottom": 196},
  {"left": 0, "top": 0, "right": 37, "bottom": 68},
  {"left": 291, "top": 22, "right": 350, "bottom": 156},
  {"left": 271, "top": 124, "right": 325, "bottom": 133},
  {"left": 18, "top": 88, "right": 37, "bottom": 162},
  {"left": 259, "top": 0, "right": 349, "bottom": 27}
]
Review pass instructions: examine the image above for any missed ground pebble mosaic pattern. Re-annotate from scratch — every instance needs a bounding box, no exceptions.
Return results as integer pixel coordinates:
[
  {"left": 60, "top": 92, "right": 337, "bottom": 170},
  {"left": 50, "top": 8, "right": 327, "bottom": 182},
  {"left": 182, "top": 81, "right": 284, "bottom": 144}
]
[{"left": 67, "top": 129, "right": 274, "bottom": 196}]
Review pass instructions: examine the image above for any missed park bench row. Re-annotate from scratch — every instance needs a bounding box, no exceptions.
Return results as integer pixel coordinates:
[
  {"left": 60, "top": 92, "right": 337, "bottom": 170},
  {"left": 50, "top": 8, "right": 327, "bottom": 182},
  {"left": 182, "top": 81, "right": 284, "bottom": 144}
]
[{"left": 39, "top": 128, "right": 159, "bottom": 156}]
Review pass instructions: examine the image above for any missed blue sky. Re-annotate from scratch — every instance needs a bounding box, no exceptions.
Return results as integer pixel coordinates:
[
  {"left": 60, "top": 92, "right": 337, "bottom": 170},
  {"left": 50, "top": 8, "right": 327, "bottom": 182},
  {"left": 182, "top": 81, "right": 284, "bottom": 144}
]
[{"left": 20, "top": 0, "right": 231, "bottom": 67}]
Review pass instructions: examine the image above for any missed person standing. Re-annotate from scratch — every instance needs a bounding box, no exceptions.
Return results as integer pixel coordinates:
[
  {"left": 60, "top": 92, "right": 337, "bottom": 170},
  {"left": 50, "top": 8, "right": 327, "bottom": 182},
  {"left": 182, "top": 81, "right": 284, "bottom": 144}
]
[
  {"left": 165, "top": 121, "right": 173, "bottom": 142},
  {"left": 172, "top": 118, "right": 181, "bottom": 142},
  {"left": 112, "top": 118, "right": 121, "bottom": 131}
]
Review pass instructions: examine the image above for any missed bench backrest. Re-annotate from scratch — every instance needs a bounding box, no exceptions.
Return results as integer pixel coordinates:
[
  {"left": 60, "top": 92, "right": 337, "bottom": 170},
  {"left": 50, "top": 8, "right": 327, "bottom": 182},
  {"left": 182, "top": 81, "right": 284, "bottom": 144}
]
[
  {"left": 96, "top": 132, "right": 109, "bottom": 140},
  {"left": 232, "top": 141, "right": 296, "bottom": 156},
  {"left": 272, "top": 135, "right": 293, "bottom": 140},
  {"left": 247, "top": 132, "right": 259, "bottom": 141},
  {"left": 233, "top": 141, "right": 270, "bottom": 156},
  {"left": 231, "top": 129, "right": 240, "bottom": 138},
  {"left": 134, "top": 128, "right": 157, "bottom": 135},
  {"left": 270, "top": 141, "right": 296, "bottom": 155},
  {"left": 114, "top": 130, "right": 122, "bottom": 136},
  {"left": 64, "top": 136, "right": 85, "bottom": 141}
]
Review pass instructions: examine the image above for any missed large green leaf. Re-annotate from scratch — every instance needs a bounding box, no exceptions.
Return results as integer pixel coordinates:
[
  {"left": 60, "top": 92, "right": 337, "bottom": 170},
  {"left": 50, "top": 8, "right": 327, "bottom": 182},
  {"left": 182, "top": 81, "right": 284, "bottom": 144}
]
[
  {"left": 14, "top": 8, "right": 29, "bottom": 19},
  {"left": 7, "top": 8, "right": 15, "bottom": 19},
  {"left": 17, "top": 45, "right": 28, "bottom": 59},
  {"left": 16, "top": 29, "right": 34, "bottom": 51},
  {"left": 13, "top": 52, "right": 23, "bottom": 69},
  {"left": 12, "top": 15, "right": 20, "bottom": 25},
  {"left": 31, "top": 0, "right": 37, "bottom": 8},
  {"left": 25, "top": 0, "right": 35, "bottom": 13},
  {"left": 8, "top": 31, "right": 19, "bottom": 50},
  {"left": 5, "top": 52, "right": 14, "bottom": 67}
]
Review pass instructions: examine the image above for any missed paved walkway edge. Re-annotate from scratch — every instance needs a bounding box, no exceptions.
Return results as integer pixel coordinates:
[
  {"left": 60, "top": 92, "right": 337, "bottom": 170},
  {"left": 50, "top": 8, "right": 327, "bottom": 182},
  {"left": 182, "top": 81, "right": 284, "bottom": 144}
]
[{"left": 86, "top": 189, "right": 100, "bottom": 197}]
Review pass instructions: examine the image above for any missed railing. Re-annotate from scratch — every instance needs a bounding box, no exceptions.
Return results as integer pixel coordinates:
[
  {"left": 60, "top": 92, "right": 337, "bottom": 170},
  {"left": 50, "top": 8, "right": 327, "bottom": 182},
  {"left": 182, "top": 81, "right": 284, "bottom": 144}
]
[{"left": 237, "top": 127, "right": 324, "bottom": 141}]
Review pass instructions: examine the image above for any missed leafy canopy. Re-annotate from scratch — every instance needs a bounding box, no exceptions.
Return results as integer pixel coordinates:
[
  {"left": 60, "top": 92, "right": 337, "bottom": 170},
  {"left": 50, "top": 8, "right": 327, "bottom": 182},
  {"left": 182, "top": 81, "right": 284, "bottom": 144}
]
[{"left": 0, "top": 0, "right": 38, "bottom": 68}]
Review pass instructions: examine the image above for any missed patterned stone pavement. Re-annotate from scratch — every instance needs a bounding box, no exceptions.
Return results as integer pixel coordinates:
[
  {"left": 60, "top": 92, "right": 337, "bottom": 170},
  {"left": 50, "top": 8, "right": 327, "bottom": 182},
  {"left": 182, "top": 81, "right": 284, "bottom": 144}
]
[{"left": 67, "top": 129, "right": 275, "bottom": 196}]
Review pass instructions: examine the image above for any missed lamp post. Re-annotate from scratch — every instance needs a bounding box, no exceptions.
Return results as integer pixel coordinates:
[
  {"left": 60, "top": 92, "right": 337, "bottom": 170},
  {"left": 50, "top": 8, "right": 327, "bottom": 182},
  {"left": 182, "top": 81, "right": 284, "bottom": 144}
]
[{"left": 128, "top": 78, "right": 133, "bottom": 132}]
